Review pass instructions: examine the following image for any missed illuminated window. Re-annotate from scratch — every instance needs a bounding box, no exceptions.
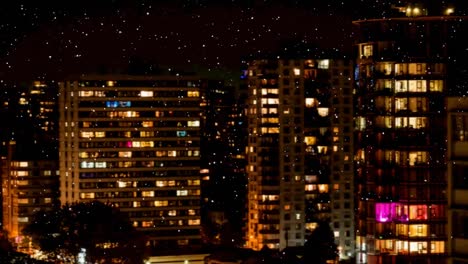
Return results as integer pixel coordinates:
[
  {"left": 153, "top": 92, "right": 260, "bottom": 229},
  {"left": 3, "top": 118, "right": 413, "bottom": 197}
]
[
  {"left": 395, "top": 80, "right": 408, "bottom": 92},
  {"left": 142, "top": 121, "right": 153, "bottom": 127},
  {"left": 318, "top": 184, "right": 328, "bottom": 193},
  {"left": 188, "top": 120, "right": 200, "bottom": 127},
  {"left": 80, "top": 161, "right": 94, "bottom": 168},
  {"left": 18, "top": 198, "right": 29, "bottom": 204},
  {"left": 140, "top": 141, "right": 154, "bottom": 147},
  {"left": 187, "top": 90, "right": 199, "bottom": 97},
  {"left": 362, "top": 45, "right": 373, "bottom": 57},
  {"left": 408, "top": 63, "right": 426, "bottom": 74},
  {"left": 17, "top": 180, "right": 28, "bottom": 186},
  {"left": 140, "top": 131, "right": 154, "bottom": 137},
  {"left": 140, "top": 91, "right": 153, "bottom": 97},
  {"left": 155, "top": 200, "right": 168, "bottom": 207},
  {"left": 305, "top": 98, "right": 317, "bottom": 108},
  {"left": 318, "top": 59, "right": 330, "bottom": 69},
  {"left": 142, "top": 191, "right": 154, "bottom": 197},
  {"left": 95, "top": 162, "right": 106, "bottom": 168},
  {"left": 261, "top": 117, "right": 279, "bottom": 124},
  {"left": 429, "top": 80, "right": 443, "bottom": 92},
  {"left": 188, "top": 209, "right": 196, "bottom": 215},
  {"left": 133, "top": 201, "right": 141, "bottom": 208},
  {"left": 395, "top": 63, "right": 408, "bottom": 75},
  {"left": 317, "top": 108, "right": 329, "bottom": 117},
  {"left": 430, "top": 241, "right": 445, "bottom": 253},
  {"left": 16, "top": 171, "right": 28, "bottom": 176},
  {"left": 80, "top": 192, "right": 95, "bottom": 199},
  {"left": 168, "top": 150, "right": 177, "bottom": 157},
  {"left": 95, "top": 131, "right": 105, "bottom": 138},
  {"left": 80, "top": 131, "right": 94, "bottom": 138},
  {"left": 189, "top": 219, "right": 200, "bottom": 225},
  {"left": 177, "top": 190, "right": 188, "bottom": 196},
  {"left": 304, "top": 136, "right": 317, "bottom": 146},
  {"left": 168, "top": 210, "right": 177, "bottom": 216},
  {"left": 141, "top": 221, "right": 153, "bottom": 227},
  {"left": 79, "top": 91, "right": 94, "bottom": 97},
  {"left": 293, "top": 68, "right": 301, "bottom": 76},
  {"left": 117, "top": 181, "right": 131, "bottom": 188},
  {"left": 395, "top": 98, "right": 407, "bottom": 111},
  {"left": 408, "top": 80, "right": 426, "bottom": 92},
  {"left": 261, "top": 88, "right": 279, "bottom": 95},
  {"left": 119, "top": 151, "right": 132, "bottom": 158}
]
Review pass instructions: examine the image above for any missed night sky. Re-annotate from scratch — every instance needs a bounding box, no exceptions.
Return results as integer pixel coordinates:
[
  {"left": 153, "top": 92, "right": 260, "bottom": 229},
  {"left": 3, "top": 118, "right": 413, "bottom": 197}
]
[{"left": 0, "top": 0, "right": 466, "bottom": 82}]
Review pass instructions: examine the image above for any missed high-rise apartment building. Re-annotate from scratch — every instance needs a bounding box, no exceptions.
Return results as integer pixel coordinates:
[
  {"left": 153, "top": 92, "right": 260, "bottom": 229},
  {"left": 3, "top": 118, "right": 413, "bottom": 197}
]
[
  {"left": 200, "top": 82, "right": 248, "bottom": 245},
  {"left": 1, "top": 141, "right": 59, "bottom": 252},
  {"left": 244, "top": 58, "right": 354, "bottom": 259},
  {"left": 0, "top": 81, "right": 59, "bottom": 245},
  {"left": 353, "top": 3, "right": 468, "bottom": 264},
  {"left": 447, "top": 97, "right": 468, "bottom": 264},
  {"left": 59, "top": 75, "right": 203, "bottom": 251}
]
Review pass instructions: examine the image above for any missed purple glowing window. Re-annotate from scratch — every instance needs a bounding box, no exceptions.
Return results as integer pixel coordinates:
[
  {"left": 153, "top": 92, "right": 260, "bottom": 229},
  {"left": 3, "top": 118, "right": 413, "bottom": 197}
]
[{"left": 375, "top": 202, "right": 399, "bottom": 222}]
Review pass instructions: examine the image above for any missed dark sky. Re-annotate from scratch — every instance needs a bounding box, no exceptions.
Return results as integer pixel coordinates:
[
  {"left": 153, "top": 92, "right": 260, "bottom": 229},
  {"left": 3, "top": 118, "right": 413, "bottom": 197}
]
[{"left": 0, "top": 0, "right": 465, "bottom": 82}]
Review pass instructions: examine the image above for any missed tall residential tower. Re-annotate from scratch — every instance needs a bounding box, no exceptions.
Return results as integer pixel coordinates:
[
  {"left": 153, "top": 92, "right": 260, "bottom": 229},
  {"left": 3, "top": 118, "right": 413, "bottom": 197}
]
[
  {"left": 353, "top": 3, "right": 468, "bottom": 263},
  {"left": 59, "top": 75, "right": 204, "bottom": 251},
  {"left": 245, "top": 57, "right": 354, "bottom": 259}
]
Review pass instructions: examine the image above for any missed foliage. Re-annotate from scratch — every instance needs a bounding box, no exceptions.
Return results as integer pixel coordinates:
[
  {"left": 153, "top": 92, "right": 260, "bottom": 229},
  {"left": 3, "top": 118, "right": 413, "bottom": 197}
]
[
  {"left": 303, "top": 220, "right": 338, "bottom": 264},
  {"left": 23, "top": 200, "right": 148, "bottom": 263},
  {"left": 0, "top": 229, "right": 49, "bottom": 263}
]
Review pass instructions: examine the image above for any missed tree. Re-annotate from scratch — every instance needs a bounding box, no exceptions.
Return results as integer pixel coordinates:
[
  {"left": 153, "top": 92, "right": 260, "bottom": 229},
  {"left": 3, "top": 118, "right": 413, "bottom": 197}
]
[
  {"left": 23, "top": 200, "right": 149, "bottom": 263},
  {"left": 0, "top": 229, "right": 48, "bottom": 263},
  {"left": 302, "top": 220, "right": 338, "bottom": 264}
]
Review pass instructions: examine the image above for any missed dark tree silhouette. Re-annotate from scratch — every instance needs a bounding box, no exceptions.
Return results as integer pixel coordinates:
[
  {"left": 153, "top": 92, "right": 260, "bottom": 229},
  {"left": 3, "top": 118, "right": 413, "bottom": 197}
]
[
  {"left": 23, "top": 200, "right": 149, "bottom": 263},
  {"left": 302, "top": 220, "right": 338, "bottom": 264}
]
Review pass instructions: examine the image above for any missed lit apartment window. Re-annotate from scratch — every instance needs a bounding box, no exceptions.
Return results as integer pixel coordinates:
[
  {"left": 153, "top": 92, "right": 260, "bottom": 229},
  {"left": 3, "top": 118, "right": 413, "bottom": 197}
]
[
  {"left": 119, "top": 151, "right": 132, "bottom": 158},
  {"left": 187, "top": 90, "right": 199, "bottom": 97},
  {"left": 362, "top": 45, "right": 373, "bottom": 57},
  {"left": 430, "top": 241, "right": 445, "bottom": 253},
  {"left": 177, "top": 190, "right": 188, "bottom": 196},
  {"left": 293, "top": 68, "right": 301, "bottom": 76},
  {"left": 117, "top": 181, "right": 131, "bottom": 188},
  {"left": 17, "top": 171, "right": 28, "bottom": 176},
  {"left": 80, "top": 192, "right": 95, "bottom": 199},
  {"left": 141, "top": 191, "right": 154, "bottom": 197},
  {"left": 80, "top": 131, "right": 94, "bottom": 138},
  {"left": 17, "top": 198, "right": 28, "bottom": 204},
  {"left": 305, "top": 98, "right": 318, "bottom": 108},
  {"left": 154, "top": 200, "right": 168, "bottom": 207},
  {"left": 142, "top": 121, "right": 153, "bottom": 127},
  {"left": 79, "top": 91, "right": 94, "bottom": 97},
  {"left": 80, "top": 161, "right": 94, "bottom": 169},
  {"left": 408, "top": 80, "right": 427, "bottom": 92},
  {"left": 318, "top": 59, "right": 330, "bottom": 69},
  {"left": 408, "top": 63, "right": 426, "bottom": 74},
  {"left": 140, "top": 91, "right": 153, "bottom": 97},
  {"left": 188, "top": 120, "right": 200, "bottom": 127},
  {"left": 168, "top": 210, "right": 177, "bottom": 216},
  {"left": 95, "top": 162, "right": 107, "bottom": 168},
  {"left": 188, "top": 209, "right": 196, "bottom": 215},
  {"left": 133, "top": 201, "right": 141, "bottom": 208},
  {"left": 140, "top": 131, "right": 154, "bottom": 137},
  {"left": 304, "top": 136, "right": 317, "bottom": 146},
  {"left": 168, "top": 150, "right": 177, "bottom": 157},
  {"left": 141, "top": 221, "right": 153, "bottom": 228},
  {"left": 189, "top": 219, "right": 200, "bottom": 225},
  {"left": 318, "top": 184, "right": 328, "bottom": 193},
  {"left": 395, "top": 63, "right": 408, "bottom": 75},
  {"left": 317, "top": 108, "right": 329, "bottom": 117},
  {"left": 429, "top": 80, "right": 443, "bottom": 92}
]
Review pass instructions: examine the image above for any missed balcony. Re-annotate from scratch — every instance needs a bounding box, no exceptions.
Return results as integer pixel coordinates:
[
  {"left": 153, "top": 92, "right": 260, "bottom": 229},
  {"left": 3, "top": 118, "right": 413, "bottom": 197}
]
[
  {"left": 452, "top": 189, "right": 468, "bottom": 206},
  {"left": 452, "top": 238, "right": 468, "bottom": 257},
  {"left": 452, "top": 141, "right": 468, "bottom": 158}
]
